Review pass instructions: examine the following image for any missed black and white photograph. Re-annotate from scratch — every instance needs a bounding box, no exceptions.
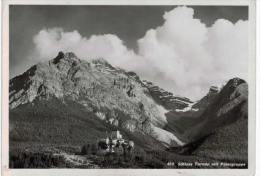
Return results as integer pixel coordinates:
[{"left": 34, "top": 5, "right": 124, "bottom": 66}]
[{"left": 2, "top": 1, "right": 255, "bottom": 173}]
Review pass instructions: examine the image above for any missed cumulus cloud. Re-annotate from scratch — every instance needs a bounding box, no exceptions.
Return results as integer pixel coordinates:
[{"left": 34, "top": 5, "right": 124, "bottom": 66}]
[
  {"left": 31, "top": 6, "right": 248, "bottom": 100},
  {"left": 137, "top": 6, "right": 248, "bottom": 99},
  {"left": 33, "top": 28, "right": 137, "bottom": 67}
]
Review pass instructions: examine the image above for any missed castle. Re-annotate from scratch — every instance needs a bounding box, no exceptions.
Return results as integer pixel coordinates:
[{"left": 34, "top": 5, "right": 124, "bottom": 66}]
[{"left": 97, "top": 130, "right": 134, "bottom": 155}]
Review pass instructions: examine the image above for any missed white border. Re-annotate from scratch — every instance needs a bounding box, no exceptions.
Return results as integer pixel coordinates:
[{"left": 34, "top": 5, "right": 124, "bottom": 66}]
[
  {"left": 255, "top": 0, "right": 259, "bottom": 176},
  {"left": 1, "top": 0, "right": 256, "bottom": 176},
  {"left": 0, "top": 0, "right": 2, "bottom": 175}
]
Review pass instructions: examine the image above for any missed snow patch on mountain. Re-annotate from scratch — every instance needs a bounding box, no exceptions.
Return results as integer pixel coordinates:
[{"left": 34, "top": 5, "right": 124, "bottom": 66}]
[
  {"left": 152, "top": 125, "right": 185, "bottom": 146},
  {"left": 155, "top": 104, "right": 168, "bottom": 124}
]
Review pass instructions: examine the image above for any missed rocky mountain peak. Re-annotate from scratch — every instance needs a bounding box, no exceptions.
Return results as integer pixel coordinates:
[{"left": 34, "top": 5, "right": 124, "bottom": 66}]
[
  {"left": 191, "top": 78, "right": 247, "bottom": 113},
  {"left": 226, "top": 77, "right": 246, "bottom": 89},
  {"left": 142, "top": 80, "right": 193, "bottom": 110},
  {"left": 52, "top": 51, "right": 80, "bottom": 65},
  {"left": 64, "top": 52, "right": 77, "bottom": 59}
]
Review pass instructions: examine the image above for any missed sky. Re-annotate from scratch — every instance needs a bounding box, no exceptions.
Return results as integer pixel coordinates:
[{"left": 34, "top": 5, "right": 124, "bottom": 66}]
[{"left": 10, "top": 5, "right": 248, "bottom": 100}]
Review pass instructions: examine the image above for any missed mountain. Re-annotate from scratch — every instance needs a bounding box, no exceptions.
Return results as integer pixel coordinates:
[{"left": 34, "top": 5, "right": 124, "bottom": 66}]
[
  {"left": 184, "top": 78, "right": 248, "bottom": 142},
  {"left": 9, "top": 52, "right": 185, "bottom": 147},
  {"left": 167, "top": 78, "right": 248, "bottom": 164},
  {"left": 9, "top": 52, "right": 248, "bottom": 168},
  {"left": 188, "top": 78, "right": 248, "bottom": 163}
]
